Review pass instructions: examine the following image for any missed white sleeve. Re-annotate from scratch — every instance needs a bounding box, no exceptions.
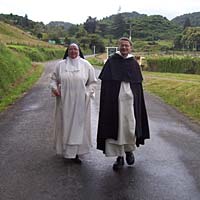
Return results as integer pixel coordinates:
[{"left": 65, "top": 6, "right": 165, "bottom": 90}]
[
  {"left": 85, "top": 63, "right": 98, "bottom": 98},
  {"left": 49, "top": 62, "right": 60, "bottom": 91}
]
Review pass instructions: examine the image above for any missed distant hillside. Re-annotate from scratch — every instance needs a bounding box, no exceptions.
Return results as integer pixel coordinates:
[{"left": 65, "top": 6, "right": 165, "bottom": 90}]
[
  {"left": 172, "top": 12, "right": 200, "bottom": 27},
  {"left": 0, "top": 21, "right": 51, "bottom": 46},
  {"left": 46, "top": 21, "right": 73, "bottom": 30},
  {"left": 130, "top": 15, "right": 182, "bottom": 40},
  {"left": 98, "top": 13, "right": 182, "bottom": 40},
  {"left": 101, "top": 11, "right": 146, "bottom": 21},
  {"left": 0, "top": 13, "right": 73, "bottom": 42},
  {"left": 0, "top": 13, "right": 45, "bottom": 31},
  {"left": 0, "top": 11, "right": 192, "bottom": 45}
]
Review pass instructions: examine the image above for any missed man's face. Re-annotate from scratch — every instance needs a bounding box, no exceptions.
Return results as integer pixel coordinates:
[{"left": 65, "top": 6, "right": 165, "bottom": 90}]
[{"left": 119, "top": 40, "right": 132, "bottom": 57}]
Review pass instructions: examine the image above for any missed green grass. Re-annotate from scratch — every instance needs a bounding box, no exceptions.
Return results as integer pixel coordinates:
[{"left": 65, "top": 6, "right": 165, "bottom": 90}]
[
  {"left": 0, "top": 43, "right": 46, "bottom": 112},
  {"left": 86, "top": 56, "right": 104, "bottom": 67},
  {"left": 0, "top": 22, "right": 64, "bottom": 112},
  {"left": 7, "top": 44, "right": 65, "bottom": 61},
  {"left": 0, "top": 21, "right": 52, "bottom": 47},
  {"left": 143, "top": 71, "right": 200, "bottom": 122},
  {"left": 133, "top": 40, "right": 173, "bottom": 52},
  {"left": 0, "top": 44, "right": 32, "bottom": 94},
  {"left": 157, "top": 40, "right": 173, "bottom": 47},
  {"left": 143, "top": 71, "right": 200, "bottom": 82},
  {"left": 0, "top": 63, "right": 43, "bottom": 111}
]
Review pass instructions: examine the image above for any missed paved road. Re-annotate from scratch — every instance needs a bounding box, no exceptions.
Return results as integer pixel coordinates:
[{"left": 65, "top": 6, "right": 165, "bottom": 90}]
[{"left": 0, "top": 61, "right": 200, "bottom": 200}]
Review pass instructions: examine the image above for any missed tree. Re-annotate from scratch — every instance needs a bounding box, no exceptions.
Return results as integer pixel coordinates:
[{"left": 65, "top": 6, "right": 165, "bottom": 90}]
[
  {"left": 183, "top": 17, "right": 191, "bottom": 30},
  {"left": 33, "top": 22, "right": 46, "bottom": 36},
  {"left": 174, "top": 34, "right": 183, "bottom": 49},
  {"left": 84, "top": 16, "right": 97, "bottom": 33},
  {"left": 37, "top": 33, "right": 43, "bottom": 39},
  {"left": 75, "top": 27, "right": 88, "bottom": 38},
  {"left": 189, "top": 32, "right": 200, "bottom": 51},
  {"left": 67, "top": 25, "right": 80, "bottom": 37},
  {"left": 88, "top": 34, "right": 105, "bottom": 53},
  {"left": 97, "top": 21, "right": 110, "bottom": 37},
  {"left": 111, "top": 13, "right": 127, "bottom": 38},
  {"left": 179, "top": 27, "right": 200, "bottom": 51},
  {"left": 18, "top": 14, "right": 29, "bottom": 28}
]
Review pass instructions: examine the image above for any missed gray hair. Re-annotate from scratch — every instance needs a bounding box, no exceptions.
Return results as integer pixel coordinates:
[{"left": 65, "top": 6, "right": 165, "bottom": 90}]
[{"left": 118, "top": 37, "right": 132, "bottom": 46}]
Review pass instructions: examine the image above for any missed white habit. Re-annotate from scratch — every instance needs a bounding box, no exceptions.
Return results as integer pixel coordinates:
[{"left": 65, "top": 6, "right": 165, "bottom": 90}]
[{"left": 50, "top": 57, "right": 97, "bottom": 158}]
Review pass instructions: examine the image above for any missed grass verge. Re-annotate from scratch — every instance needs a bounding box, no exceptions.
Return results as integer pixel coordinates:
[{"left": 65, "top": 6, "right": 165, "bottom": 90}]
[
  {"left": 143, "top": 71, "right": 200, "bottom": 123},
  {"left": 0, "top": 63, "right": 44, "bottom": 112}
]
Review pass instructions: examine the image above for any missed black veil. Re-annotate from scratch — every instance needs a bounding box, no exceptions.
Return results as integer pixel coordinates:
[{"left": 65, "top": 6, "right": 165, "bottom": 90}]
[{"left": 63, "top": 45, "right": 84, "bottom": 59}]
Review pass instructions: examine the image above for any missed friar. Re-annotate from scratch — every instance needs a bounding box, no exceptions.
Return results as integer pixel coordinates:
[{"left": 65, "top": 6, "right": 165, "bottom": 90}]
[{"left": 97, "top": 37, "right": 150, "bottom": 170}]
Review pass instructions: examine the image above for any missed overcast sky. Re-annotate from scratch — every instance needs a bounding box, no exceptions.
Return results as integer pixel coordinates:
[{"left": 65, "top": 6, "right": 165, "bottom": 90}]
[{"left": 0, "top": 0, "right": 200, "bottom": 24}]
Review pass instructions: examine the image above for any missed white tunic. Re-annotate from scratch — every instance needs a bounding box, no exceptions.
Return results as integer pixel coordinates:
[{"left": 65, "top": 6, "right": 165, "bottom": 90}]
[
  {"left": 50, "top": 57, "right": 97, "bottom": 158},
  {"left": 105, "top": 82, "right": 136, "bottom": 157}
]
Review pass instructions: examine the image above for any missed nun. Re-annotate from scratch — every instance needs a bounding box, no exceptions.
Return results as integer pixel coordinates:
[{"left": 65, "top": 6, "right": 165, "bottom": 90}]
[{"left": 50, "top": 43, "right": 97, "bottom": 163}]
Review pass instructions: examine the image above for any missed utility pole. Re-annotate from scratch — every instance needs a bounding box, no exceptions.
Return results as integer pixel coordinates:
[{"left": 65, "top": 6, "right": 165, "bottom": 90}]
[
  {"left": 93, "top": 45, "right": 96, "bottom": 56},
  {"left": 129, "top": 23, "right": 132, "bottom": 41},
  {"left": 117, "top": 5, "right": 121, "bottom": 14}
]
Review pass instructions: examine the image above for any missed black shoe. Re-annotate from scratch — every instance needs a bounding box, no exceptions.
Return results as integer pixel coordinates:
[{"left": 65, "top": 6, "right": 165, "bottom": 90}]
[
  {"left": 113, "top": 156, "right": 124, "bottom": 170},
  {"left": 72, "top": 155, "right": 82, "bottom": 164},
  {"left": 125, "top": 152, "right": 135, "bottom": 165},
  {"left": 63, "top": 155, "right": 82, "bottom": 164}
]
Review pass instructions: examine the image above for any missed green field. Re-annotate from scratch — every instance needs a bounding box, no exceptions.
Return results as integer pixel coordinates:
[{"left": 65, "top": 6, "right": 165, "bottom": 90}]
[{"left": 143, "top": 72, "right": 200, "bottom": 122}]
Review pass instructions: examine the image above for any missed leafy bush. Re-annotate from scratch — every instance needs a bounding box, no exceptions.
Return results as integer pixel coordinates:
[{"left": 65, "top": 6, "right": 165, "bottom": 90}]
[
  {"left": 86, "top": 56, "right": 104, "bottom": 67},
  {"left": 146, "top": 56, "right": 200, "bottom": 74}
]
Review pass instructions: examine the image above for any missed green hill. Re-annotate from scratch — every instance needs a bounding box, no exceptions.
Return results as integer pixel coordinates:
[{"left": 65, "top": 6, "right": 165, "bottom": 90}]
[
  {"left": 0, "top": 21, "right": 51, "bottom": 46},
  {"left": 0, "top": 21, "right": 64, "bottom": 62},
  {"left": 0, "top": 21, "right": 65, "bottom": 111},
  {"left": 47, "top": 21, "right": 73, "bottom": 30},
  {"left": 0, "top": 14, "right": 72, "bottom": 43},
  {"left": 0, "top": 12, "right": 182, "bottom": 41},
  {"left": 98, "top": 13, "right": 182, "bottom": 40},
  {"left": 172, "top": 12, "right": 200, "bottom": 27}
]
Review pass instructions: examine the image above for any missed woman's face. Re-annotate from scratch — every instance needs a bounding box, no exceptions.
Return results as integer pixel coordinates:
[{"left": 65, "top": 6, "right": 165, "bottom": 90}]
[
  {"left": 68, "top": 45, "right": 79, "bottom": 59},
  {"left": 119, "top": 40, "right": 132, "bottom": 57}
]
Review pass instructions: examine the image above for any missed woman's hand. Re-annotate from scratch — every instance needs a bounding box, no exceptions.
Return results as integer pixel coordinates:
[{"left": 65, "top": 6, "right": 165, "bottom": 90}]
[{"left": 52, "top": 88, "right": 61, "bottom": 96}]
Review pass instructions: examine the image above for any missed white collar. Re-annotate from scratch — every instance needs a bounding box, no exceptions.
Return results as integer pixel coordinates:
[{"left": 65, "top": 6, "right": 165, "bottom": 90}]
[
  {"left": 65, "top": 56, "right": 81, "bottom": 71},
  {"left": 116, "top": 51, "right": 133, "bottom": 58}
]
